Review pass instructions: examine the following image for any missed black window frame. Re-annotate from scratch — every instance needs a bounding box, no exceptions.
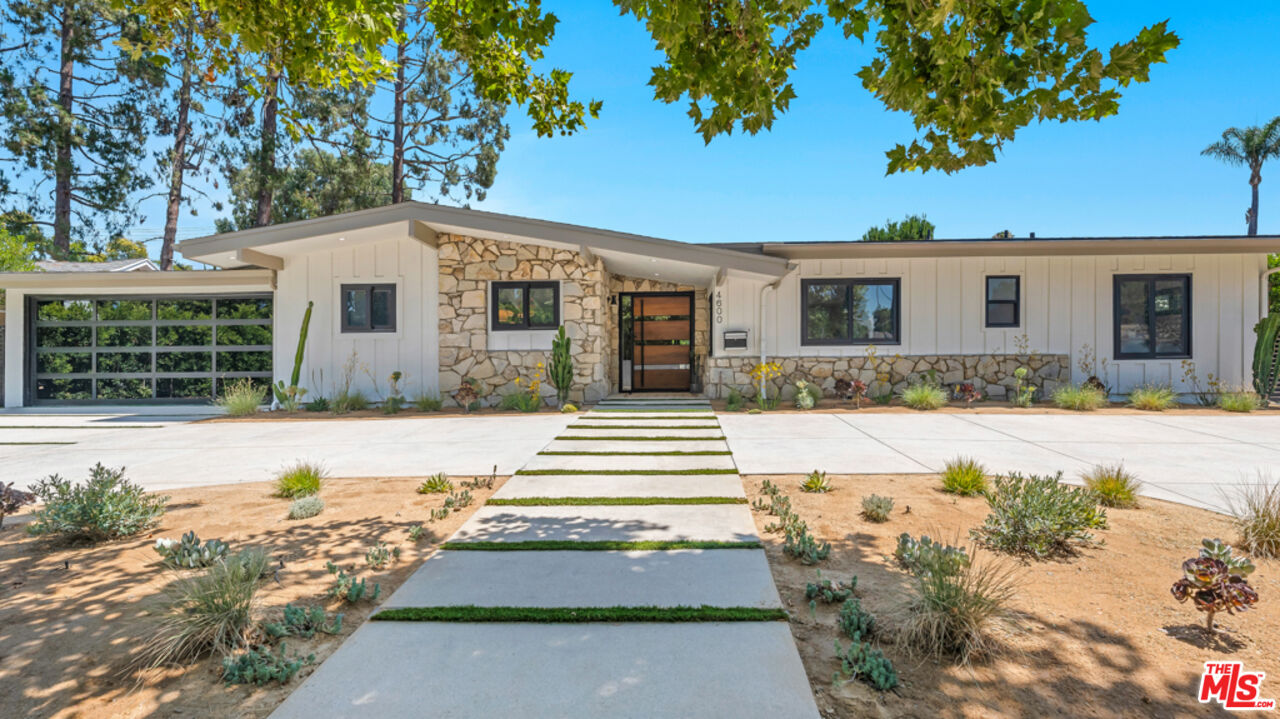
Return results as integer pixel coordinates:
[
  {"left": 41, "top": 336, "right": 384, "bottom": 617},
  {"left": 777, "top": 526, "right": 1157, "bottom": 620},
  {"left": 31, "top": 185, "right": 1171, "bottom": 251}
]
[
  {"left": 339, "top": 283, "right": 397, "bottom": 333},
  {"left": 800, "top": 277, "right": 901, "bottom": 346},
  {"left": 490, "top": 281, "right": 560, "bottom": 331},
  {"left": 1112, "top": 273, "right": 1192, "bottom": 360},
  {"left": 984, "top": 275, "right": 1021, "bottom": 328}
]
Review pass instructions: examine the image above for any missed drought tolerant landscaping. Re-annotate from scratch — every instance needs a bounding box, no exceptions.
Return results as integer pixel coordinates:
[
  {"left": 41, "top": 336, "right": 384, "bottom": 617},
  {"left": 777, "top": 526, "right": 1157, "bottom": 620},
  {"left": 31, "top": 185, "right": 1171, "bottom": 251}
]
[{"left": 745, "top": 472, "right": 1279, "bottom": 718}]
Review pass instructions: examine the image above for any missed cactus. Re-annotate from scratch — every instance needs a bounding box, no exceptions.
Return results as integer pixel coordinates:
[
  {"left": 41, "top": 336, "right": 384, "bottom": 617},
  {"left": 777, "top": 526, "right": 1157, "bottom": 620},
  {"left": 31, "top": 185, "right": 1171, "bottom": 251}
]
[
  {"left": 1252, "top": 314, "right": 1280, "bottom": 397},
  {"left": 154, "top": 531, "right": 231, "bottom": 568},
  {"left": 548, "top": 325, "right": 573, "bottom": 407},
  {"left": 274, "top": 301, "right": 314, "bottom": 404}
]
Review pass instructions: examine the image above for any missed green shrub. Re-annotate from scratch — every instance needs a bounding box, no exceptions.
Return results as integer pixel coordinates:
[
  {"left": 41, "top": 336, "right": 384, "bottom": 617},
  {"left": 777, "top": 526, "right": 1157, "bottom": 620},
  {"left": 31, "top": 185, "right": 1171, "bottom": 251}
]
[
  {"left": 941, "top": 457, "right": 987, "bottom": 496},
  {"left": 331, "top": 390, "right": 369, "bottom": 414},
  {"left": 273, "top": 461, "right": 326, "bottom": 498},
  {"left": 499, "top": 390, "right": 541, "bottom": 412},
  {"left": 1, "top": 481, "right": 35, "bottom": 529},
  {"left": 325, "top": 562, "right": 381, "bottom": 603},
  {"left": 154, "top": 531, "right": 230, "bottom": 569},
  {"left": 560, "top": 403, "right": 578, "bottom": 413},
  {"left": 794, "top": 380, "right": 821, "bottom": 410},
  {"left": 417, "top": 473, "right": 453, "bottom": 494},
  {"left": 263, "top": 604, "right": 343, "bottom": 639},
  {"left": 800, "top": 470, "right": 832, "bottom": 493},
  {"left": 1051, "top": 384, "right": 1107, "bottom": 411},
  {"left": 805, "top": 571, "right": 856, "bottom": 605},
  {"left": 138, "top": 549, "right": 270, "bottom": 669},
  {"left": 895, "top": 533, "right": 970, "bottom": 578},
  {"left": 287, "top": 496, "right": 325, "bottom": 520},
  {"left": 860, "top": 494, "right": 894, "bottom": 522},
  {"left": 413, "top": 393, "right": 444, "bottom": 411},
  {"left": 901, "top": 381, "right": 948, "bottom": 410},
  {"left": 365, "top": 541, "right": 401, "bottom": 569},
  {"left": 382, "top": 396, "right": 406, "bottom": 415},
  {"left": 1081, "top": 464, "right": 1141, "bottom": 509},
  {"left": 834, "top": 638, "right": 898, "bottom": 691},
  {"left": 1225, "top": 478, "right": 1280, "bottom": 559},
  {"left": 304, "top": 396, "right": 330, "bottom": 412},
  {"left": 872, "top": 392, "right": 893, "bottom": 405},
  {"left": 222, "top": 644, "right": 314, "bottom": 685},
  {"left": 1127, "top": 384, "right": 1177, "bottom": 411},
  {"left": 26, "top": 464, "right": 168, "bottom": 542},
  {"left": 1219, "top": 390, "right": 1263, "bottom": 413},
  {"left": 896, "top": 544, "right": 1018, "bottom": 663},
  {"left": 217, "top": 378, "right": 264, "bottom": 416},
  {"left": 972, "top": 472, "right": 1108, "bottom": 558},
  {"left": 726, "top": 387, "right": 744, "bottom": 411}
]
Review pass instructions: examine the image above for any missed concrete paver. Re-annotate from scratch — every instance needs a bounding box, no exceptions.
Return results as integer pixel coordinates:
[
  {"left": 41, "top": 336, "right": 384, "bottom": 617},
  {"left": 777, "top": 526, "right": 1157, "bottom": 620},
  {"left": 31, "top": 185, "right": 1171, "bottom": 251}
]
[
  {"left": 519, "top": 453, "right": 738, "bottom": 471},
  {"left": 380, "top": 549, "right": 781, "bottom": 609},
  {"left": 450, "top": 504, "right": 761, "bottom": 544},
  {"left": 493, "top": 474, "right": 746, "bottom": 499},
  {"left": 269, "top": 622, "right": 816, "bottom": 719}
]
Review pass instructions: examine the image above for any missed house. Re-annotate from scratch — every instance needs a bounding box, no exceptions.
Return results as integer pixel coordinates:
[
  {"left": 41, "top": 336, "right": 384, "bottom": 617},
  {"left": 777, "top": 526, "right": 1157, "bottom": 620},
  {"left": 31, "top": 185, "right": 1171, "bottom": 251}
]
[{"left": 2, "top": 202, "right": 1277, "bottom": 408}]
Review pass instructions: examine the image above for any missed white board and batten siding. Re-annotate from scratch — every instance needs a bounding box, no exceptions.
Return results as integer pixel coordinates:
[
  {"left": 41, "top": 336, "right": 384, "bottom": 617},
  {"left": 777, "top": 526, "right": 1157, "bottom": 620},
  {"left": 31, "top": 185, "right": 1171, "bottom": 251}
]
[
  {"left": 274, "top": 237, "right": 439, "bottom": 401},
  {"left": 713, "top": 253, "right": 1267, "bottom": 394}
]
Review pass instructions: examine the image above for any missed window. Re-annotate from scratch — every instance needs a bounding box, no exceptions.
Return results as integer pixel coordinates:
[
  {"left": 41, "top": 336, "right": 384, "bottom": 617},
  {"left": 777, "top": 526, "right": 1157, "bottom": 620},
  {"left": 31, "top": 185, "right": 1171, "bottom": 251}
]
[
  {"left": 801, "top": 278, "right": 900, "bottom": 345},
  {"left": 985, "top": 275, "right": 1020, "bottom": 328},
  {"left": 491, "top": 281, "right": 559, "bottom": 330},
  {"left": 340, "top": 284, "right": 396, "bottom": 333},
  {"left": 1113, "top": 274, "right": 1191, "bottom": 359}
]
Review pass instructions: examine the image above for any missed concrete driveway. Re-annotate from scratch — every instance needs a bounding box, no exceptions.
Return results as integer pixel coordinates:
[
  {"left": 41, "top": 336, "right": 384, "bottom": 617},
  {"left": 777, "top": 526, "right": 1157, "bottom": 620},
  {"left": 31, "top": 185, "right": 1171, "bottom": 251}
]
[
  {"left": 0, "top": 412, "right": 573, "bottom": 492},
  {"left": 720, "top": 412, "right": 1280, "bottom": 512}
]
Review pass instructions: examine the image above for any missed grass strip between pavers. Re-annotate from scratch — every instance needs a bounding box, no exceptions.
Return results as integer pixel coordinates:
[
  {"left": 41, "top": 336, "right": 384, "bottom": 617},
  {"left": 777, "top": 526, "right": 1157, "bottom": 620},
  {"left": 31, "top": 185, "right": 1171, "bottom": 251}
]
[
  {"left": 487, "top": 496, "right": 748, "bottom": 506},
  {"left": 567, "top": 424, "right": 721, "bottom": 430},
  {"left": 537, "top": 450, "right": 731, "bottom": 456},
  {"left": 574, "top": 415, "right": 718, "bottom": 421},
  {"left": 591, "top": 408, "right": 710, "bottom": 413},
  {"left": 556, "top": 435, "right": 728, "bottom": 441},
  {"left": 516, "top": 468, "right": 738, "bottom": 476},
  {"left": 442, "top": 539, "right": 764, "bottom": 551},
  {"left": 373, "top": 605, "right": 787, "bottom": 623}
]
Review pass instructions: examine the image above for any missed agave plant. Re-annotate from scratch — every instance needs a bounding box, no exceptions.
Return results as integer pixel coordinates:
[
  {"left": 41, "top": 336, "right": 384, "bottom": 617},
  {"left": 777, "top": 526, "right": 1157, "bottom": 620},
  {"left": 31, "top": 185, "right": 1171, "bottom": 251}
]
[{"left": 1170, "top": 538, "right": 1259, "bottom": 632}]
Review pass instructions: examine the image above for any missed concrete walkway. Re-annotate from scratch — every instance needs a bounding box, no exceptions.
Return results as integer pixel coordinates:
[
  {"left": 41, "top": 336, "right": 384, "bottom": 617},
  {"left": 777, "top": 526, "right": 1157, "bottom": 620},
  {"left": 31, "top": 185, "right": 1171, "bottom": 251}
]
[
  {"left": 270, "top": 397, "right": 819, "bottom": 719},
  {"left": 721, "top": 411, "right": 1280, "bottom": 512}
]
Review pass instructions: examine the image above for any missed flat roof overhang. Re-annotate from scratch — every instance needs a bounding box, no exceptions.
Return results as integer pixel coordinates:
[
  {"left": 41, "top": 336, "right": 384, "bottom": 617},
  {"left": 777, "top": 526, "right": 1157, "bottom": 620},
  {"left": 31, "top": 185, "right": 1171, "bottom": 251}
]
[
  {"left": 176, "top": 202, "right": 792, "bottom": 283},
  {"left": 753, "top": 235, "right": 1280, "bottom": 260},
  {"left": 0, "top": 268, "right": 276, "bottom": 292}
]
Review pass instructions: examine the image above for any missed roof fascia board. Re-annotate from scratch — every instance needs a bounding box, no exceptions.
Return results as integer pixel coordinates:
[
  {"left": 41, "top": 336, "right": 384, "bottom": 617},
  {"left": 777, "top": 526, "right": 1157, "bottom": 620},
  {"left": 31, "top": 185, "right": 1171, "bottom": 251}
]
[
  {"left": 0, "top": 269, "right": 276, "bottom": 291},
  {"left": 763, "top": 236, "right": 1280, "bottom": 260}
]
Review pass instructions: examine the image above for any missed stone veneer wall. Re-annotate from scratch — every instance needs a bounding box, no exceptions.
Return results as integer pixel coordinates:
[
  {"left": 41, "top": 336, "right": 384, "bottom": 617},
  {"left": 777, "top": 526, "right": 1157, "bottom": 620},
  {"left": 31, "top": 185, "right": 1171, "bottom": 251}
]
[
  {"left": 437, "top": 235, "right": 611, "bottom": 406},
  {"left": 605, "top": 277, "right": 710, "bottom": 391},
  {"left": 705, "top": 353, "right": 1071, "bottom": 401}
]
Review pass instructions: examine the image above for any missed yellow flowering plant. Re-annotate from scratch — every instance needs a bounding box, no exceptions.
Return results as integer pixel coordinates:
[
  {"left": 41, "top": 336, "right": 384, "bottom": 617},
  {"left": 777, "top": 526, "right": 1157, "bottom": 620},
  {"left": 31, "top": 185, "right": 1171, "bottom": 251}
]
[
  {"left": 505, "top": 363, "right": 545, "bottom": 412},
  {"left": 750, "top": 361, "right": 783, "bottom": 410}
]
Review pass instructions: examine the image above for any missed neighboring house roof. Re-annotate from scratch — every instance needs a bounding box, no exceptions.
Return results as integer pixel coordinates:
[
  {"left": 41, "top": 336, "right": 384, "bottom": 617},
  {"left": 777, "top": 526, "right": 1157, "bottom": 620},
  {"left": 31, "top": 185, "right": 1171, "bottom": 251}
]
[{"left": 34, "top": 258, "right": 160, "bottom": 272}]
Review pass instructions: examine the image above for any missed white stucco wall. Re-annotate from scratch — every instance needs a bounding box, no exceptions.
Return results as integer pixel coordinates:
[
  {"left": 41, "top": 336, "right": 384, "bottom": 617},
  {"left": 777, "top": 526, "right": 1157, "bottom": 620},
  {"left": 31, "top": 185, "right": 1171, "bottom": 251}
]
[
  {"left": 274, "top": 236, "right": 439, "bottom": 402},
  {"left": 713, "top": 252, "right": 1269, "bottom": 394}
]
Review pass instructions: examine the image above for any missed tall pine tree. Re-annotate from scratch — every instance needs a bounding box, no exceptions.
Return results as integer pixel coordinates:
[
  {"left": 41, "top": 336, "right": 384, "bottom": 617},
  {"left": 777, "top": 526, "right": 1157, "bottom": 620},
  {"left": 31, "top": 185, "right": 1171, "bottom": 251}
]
[{"left": 0, "top": 0, "right": 154, "bottom": 257}]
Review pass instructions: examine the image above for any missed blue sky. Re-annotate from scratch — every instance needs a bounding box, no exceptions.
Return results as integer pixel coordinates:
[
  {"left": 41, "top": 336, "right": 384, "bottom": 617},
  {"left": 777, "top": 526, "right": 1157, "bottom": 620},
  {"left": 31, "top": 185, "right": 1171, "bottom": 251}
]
[{"left": 144, "top": 2, "right": 1280, "bottom": 248}]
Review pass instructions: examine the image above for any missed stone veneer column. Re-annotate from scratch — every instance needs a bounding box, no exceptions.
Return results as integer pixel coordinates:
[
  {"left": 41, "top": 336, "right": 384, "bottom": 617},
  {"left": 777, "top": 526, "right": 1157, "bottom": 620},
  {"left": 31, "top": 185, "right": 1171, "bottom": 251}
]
[{"left": 437, "top": 234, "right": 611, "bottom": 406}]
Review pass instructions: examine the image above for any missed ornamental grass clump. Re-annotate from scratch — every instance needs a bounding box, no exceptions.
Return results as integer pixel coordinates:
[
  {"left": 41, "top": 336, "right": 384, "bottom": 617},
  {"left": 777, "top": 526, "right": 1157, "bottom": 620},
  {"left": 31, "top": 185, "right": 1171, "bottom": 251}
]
[
  {"left": 971, "top": 472, "right": 1107, "bottom": 558},
  {"left": 1218, "top": 389, "right": 1263, "bottom": 413},
  {"left": 1224, "top": 477, "right": 1280, "bottom": 559},
  {"left": 897, "top": 542, "right": 1019, "bottom": 664},
  {"left": 901, "top": 381, "right": 947, "bottom": 410},
  {"left": 941, "top": 456, "right": 987, "bottom": 496},
  {"left": 217, "top": 378, "right": 265, "bottom": 416},
  {"left": 1170, "top": 539, "right": 1259, "bottom": 632},
  {"left": 1081, "top": 464, "right": 1141, "bottom": 509},
  {"left": 272, "top": 461, "right": 326, "bottom": 498},
  {"left": 1127, "top": 384, "right": 1177, "bottom": 411},
  {"left": 1050, "top": 383, "right": 1107, "bottom": 411},
  {"left": 137, "top": 548, "right": 271, "bottom": 670},
  {"left": 26, "top": 464, "right": 168, "bottom": 543}
]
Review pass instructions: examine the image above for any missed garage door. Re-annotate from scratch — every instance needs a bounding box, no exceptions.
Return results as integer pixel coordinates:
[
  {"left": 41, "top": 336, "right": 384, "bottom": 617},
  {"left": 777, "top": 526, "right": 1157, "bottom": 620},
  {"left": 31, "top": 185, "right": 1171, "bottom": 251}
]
[{"left": 28, "top": 295, "right": 273, "bottom": 404}]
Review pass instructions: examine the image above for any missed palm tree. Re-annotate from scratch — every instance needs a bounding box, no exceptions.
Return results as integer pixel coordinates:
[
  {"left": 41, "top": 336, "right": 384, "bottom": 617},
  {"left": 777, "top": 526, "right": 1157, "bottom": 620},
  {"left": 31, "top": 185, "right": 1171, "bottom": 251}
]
[{"left": 1202, "top": 118, "right": 1280, "bottom": 236}]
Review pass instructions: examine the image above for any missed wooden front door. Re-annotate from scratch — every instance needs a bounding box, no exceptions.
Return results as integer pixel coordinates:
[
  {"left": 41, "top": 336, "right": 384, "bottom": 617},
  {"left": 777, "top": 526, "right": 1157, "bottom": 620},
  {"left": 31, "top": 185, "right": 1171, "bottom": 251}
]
[{"left": 622, "top": 292, "right": 693, "bottom": 392}]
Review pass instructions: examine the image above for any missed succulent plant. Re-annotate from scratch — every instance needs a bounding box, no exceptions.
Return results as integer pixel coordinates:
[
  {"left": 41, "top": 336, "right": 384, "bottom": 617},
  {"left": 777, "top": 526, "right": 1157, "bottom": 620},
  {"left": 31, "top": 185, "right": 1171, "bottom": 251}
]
[
  {"left": 895, "top": 533, "right": 970, "bottom": 578},
  {"left": 154, "top": 530, "right": 231, "bottom": 569},
  {"left": 1170, "top": 539, "right": 1259, "bottom": 631},
  {"left": 805, "top": 571, "right": 856, "bottom": 605},
  {"left": 801, "top": 470, "right": 832, "bottom": 493}
]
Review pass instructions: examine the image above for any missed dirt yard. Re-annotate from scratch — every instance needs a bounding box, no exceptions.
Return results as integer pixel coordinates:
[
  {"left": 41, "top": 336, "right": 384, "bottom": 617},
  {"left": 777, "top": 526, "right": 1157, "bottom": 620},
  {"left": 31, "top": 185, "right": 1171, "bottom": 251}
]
[
  {"left": 746, "top": 474, "right": 1279, "bottom": 719},
  {"left": 0, "top": 475, "right": 504, "bottom": 719}
]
